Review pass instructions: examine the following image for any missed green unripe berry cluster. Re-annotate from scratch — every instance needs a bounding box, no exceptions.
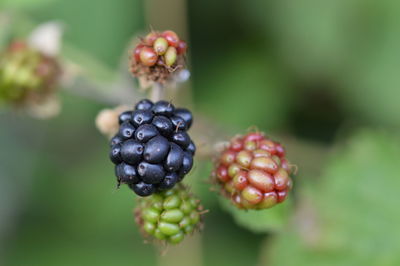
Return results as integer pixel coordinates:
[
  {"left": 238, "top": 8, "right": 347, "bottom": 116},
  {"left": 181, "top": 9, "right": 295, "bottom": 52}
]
[
  {"left": 0, "top": 41, "right": 60, "bottom": 104},
  {"left": 135, "top": 184, "right": 203, "bottom": 244}
]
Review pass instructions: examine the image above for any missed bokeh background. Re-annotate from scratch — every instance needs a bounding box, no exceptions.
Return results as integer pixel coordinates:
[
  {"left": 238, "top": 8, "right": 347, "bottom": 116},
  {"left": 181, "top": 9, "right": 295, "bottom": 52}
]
[{"left": 1, "top": 0, "right": 400, "bottom": 265}]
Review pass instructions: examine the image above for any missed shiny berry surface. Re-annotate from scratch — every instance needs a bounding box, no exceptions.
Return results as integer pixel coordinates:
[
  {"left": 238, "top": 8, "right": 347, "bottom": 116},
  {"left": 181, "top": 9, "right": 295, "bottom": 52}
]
[
  {"left": 139, "top": 47, "right": 158, "bottom": 66},
  {"left": 162, "top": 30, "right": 180, "bottom": 47},
  {"left": 213, "top": 132, "right": 293, "bottom": 210},
  {"left": 109, "top": 99, "right": 196, "bottom": 196}
]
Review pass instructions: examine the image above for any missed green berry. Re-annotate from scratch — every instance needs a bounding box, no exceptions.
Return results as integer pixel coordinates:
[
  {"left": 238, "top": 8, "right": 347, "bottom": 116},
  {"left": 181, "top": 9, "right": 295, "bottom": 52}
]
[
  {"left": 169, "top": 231, "right": 184, "bottom": 244},
  {"left": 161, "top": 209, "right": 184, "bottom": 223},
  {"left": 135, "top": 184, "right": 204, "bottom": 244},
  {"left": 159, "top": 222, "right": 180, "bottom": 236},
  {"left": 180, "top": 201, "right": 192, "bottom": 214},
  {"left": 143, "top": 221, "right": 156, "bottom": 234},
  {"left": 154, "top": 228, "right": 167, "bottom": 240},
  {"left": 163, "top": 195, "right": 181, "bottom": 209},
  {"left": 179, "top": 216, "right": 191, "bottom": 228},
  {"left": 142, "top": 207, "right": 160, "bottom": 223},
  {"left": 165, "top": 46, "right": 177, "bottom": 67},
  {"left": 153, "top": 37, "right": 169, "bottom": 55}
]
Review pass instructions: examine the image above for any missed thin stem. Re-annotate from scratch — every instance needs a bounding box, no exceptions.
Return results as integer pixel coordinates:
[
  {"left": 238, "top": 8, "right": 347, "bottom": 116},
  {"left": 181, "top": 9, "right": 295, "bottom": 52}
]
[{"left": 149, "top": 82, "right": 165, "bottom": 102}]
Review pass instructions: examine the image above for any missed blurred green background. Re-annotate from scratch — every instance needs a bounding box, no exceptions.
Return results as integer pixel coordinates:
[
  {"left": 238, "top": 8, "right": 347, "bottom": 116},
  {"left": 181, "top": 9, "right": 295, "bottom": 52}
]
[{"left": 1, "top": 0, "right": 400, "bottom": 265}]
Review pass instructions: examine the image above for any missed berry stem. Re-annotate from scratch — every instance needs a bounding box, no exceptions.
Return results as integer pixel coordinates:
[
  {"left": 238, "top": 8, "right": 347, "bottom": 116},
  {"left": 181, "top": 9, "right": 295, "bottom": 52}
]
[{"left": 149, "top": 82, "right": 165, "bottom": 102}]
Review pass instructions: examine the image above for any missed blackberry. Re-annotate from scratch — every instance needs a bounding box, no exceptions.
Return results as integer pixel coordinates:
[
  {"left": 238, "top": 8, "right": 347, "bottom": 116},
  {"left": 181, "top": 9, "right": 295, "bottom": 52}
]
[
  {"left": 212, "top": 132, "right": 293, "bottom": 210},
  {"left": 110, "top": 99, "right": 195, "bottom": 196},
  {"left": 135, "top": 184, "right": 204, "bottom": 244}
]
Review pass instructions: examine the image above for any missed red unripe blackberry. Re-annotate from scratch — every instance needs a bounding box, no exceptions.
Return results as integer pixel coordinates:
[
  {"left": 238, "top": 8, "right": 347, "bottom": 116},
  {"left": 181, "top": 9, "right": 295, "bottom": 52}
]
[
  {"left": 212, "top": 132, "right": 293, "bottom": 210},
  {"left": 131, "top": 29, "right": 188, "bottom": 86},
  {"left": 139, "top": 47, "right": 158, "bottom": 67},
  {"left": 162, "top": 30, "right": 180, "bottom": 47}
]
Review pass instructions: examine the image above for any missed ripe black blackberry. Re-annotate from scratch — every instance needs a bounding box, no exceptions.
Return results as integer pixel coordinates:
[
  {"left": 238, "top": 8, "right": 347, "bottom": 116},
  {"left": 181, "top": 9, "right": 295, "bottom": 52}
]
[{"left": 109, "top": 99, "right": 196, "bottom": 196}]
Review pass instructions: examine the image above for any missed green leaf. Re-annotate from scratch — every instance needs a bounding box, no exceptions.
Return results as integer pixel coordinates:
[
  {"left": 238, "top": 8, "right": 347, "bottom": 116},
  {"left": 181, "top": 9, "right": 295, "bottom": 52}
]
[
  {"left": 265, "top": 130, "right": 400, "bottom": 266},
  {"left": 219, "top": 195, "right": 292, "bottom": 233}
]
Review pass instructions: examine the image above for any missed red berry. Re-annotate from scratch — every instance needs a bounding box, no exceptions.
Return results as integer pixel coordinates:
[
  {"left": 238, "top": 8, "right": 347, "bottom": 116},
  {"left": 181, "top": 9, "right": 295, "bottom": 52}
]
[
  {"left": 134, "top": 44, "right": 144, "bottom": 62},
  {"left": 277, "top": 190, "right": 288, "bottom": 203},
  {"left": 250, "top": 157, "right": 278, "bottom": 174},
  {"left": 258, "top": 139, "right": 277, "bottom": 154},
  {"left": 212, "top": 131, "right": 293, "bottom": 210},
  {"left": 233, "top": 171, "right": 248, "bottom": 191},
  {"left": 162, "top": 30, "right": 180, "bottom": 47},
  {"left": 216, "top": 165, "right": 229, "bottom": 182},
  {"left": 241, "top": 186, "right": 263, "bottom": 204},
  {"left": 244, "top": 132, "right": 264, "bottom": 142},
  {"left": 221, "top": 150, "right": 236, "bottom": 165},
  {"left": 274, "top": 168, "right": 290, "bottom": 191},
  {"left": 139, "top": 47, "right": 158, "bottom": 66},
  {"left": 144, "top": 32, "right": 159, "bottom": 45},
  {"left": 248, "top": 169, "right": 274, "bottom": 193},
  {"left": 177, "top": 41, "right": 187, "bottom": 55},
  {"left": 230, "top": 138, "right": 243, "bottom": 152}
]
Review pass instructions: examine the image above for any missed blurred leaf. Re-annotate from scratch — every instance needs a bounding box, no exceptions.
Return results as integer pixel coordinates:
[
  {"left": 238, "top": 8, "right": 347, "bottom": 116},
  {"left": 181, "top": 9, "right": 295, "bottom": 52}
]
[
  {"left": 265, "top": 130, "right": 400, "bottom": 266},
  {"left": 244, "top": 0, "right": 400, "bottom": 127},
  {"left": 30, "top": 0, "right": 143, "bottom": 68},
  {"left": 194, "top": 44, "right": 292, "bottom": 131},
  {"left": 0, "top": 0, "right": 55, "bottom": 9},
  {"left": 219, "top": 196, "right": 292, "bottom": 233}
]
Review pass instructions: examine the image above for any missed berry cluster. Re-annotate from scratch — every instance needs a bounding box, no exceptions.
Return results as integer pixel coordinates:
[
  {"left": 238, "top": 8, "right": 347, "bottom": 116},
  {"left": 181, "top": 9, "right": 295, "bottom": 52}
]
[
  {"left": 213, "top": 132, "right": 293, "bottom": 210},
  {"left": 131, "top": 30, "right": 187, "bottom": 85},
  {"left": 0, "top": 41, "right": 60, "bottom": 104},
  {"left": 135, "top": 184, "right": 203, "bottom": 244},
  {"left": 109, "top": 99, "right": 196, "bottom": 196}
]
